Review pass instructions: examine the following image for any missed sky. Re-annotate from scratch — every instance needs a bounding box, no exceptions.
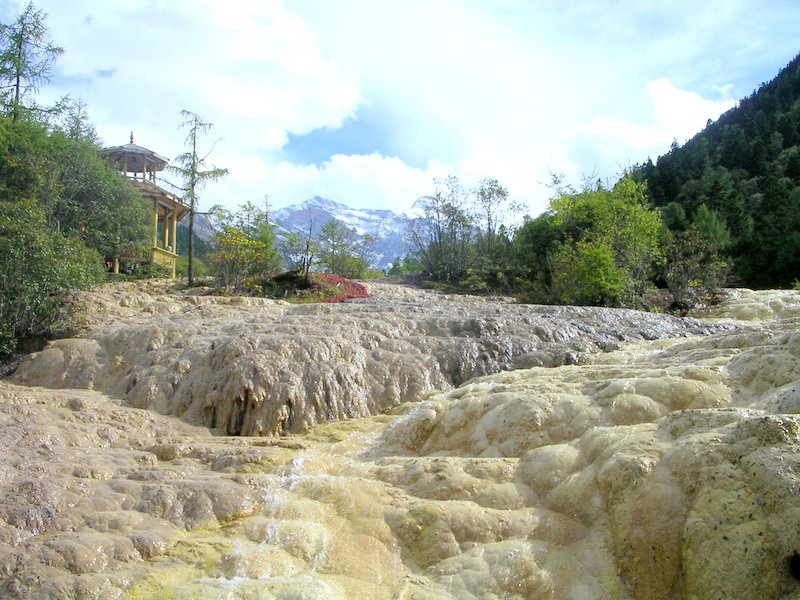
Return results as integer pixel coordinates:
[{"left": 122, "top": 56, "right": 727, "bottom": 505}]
[{"left": 2, "top": 0, "right": 800, "bottom": 217}]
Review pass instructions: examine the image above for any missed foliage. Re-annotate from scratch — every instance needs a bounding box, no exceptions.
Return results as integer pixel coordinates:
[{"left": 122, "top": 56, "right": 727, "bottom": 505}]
[
  {"left": 663, "top": 226, "right": 729, "bottom": 310},
  {"left": 47, "top": 96, "right": 98, "bottom": 143},
  {"left": 317, "top": 218, "right": 376, "bottom": 279},
  {"left": 168, "top": 109, "right": 228, "bottom": 285},
  {"left": 387, "top": 254, "right": 424, "bottom": 276},
  {"left": 406, "top": 175, "right": 525, "bottom": 292},
  {"left": 176, "top": 254, "right": 210, "bottom": 279},
  {"left": 386, "top": 257, "right": 402, "bottom": 276},
  {"left": 463, "top": 224, "right": 516, "bottom": 292},
  {"left": 0, "top": 199, "right": 104, "bottom": 358},
  {"left": 107, "top": 260, "right": 173, "bottom": 281},
  {"left": 208, "top": 226, "right": 265, "bottom": 291},
  {"left": 47, "top": 128, "right": 151, "bottom": 260},
  {"left": 258, "top": 270, "right": 368, "bottom": 303},
  {"left": 512, "top": 211, "right": 564, "bottom": 301},
  {"left": 281, "top": 225, "right": 318, "bottom": 284},
  {"left": 205, "top": 202, "right": 282, "bottom": 293},
  {"left": 0, "top": 5, "right": 161, "bottom": 357},
  {"left": 361, "top": 268, "right": 385, "bottom": 279},
  {"left": 471, "top": 178, "right": 520, "bottom": 254},
  {"left": 692, "top": 203, "right": 732, "bottom": 250},
  {"left": 0, "top": 2, "right": 63, "bottom": 121},
  {"left": 660, "top": 201, "right": 688, "bottom": 231},
  {"left": 463, "top": 178, "right": 522, "bottom": 292},
  {"left": 175, "top": 221, "right": 213, "bottom": 256},
  {"left": 634, "top": 52, "right": 800, "bottom": 287},
  {"left": 0, "top": 112, "right": 46, "bottom": 198},
  {"left": 550, "top": 239, "right": 626, "bottom": 305},
  {"left": 407, "top": 175, "right": 473, "bottom": 283},
  {"left": 291, "top": 272, "right": 369, "bottom": 303},
  {"left": 0, "top": 111, "right": 150, "bottom": 265},
  {"left": 0, "top": 321, "right": 14, "bottom": 359},
  {"left": 544, "top": 175, "right": 664, "bottom": 306}
]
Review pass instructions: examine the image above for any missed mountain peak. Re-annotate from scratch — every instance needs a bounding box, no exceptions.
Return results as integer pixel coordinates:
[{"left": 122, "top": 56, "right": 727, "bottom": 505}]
[
  {"left": 300, "top": 196, "right": 349, "bottom": 212},
  {"left": 273, "top": 197, "right": 411, "bottom": 269}
]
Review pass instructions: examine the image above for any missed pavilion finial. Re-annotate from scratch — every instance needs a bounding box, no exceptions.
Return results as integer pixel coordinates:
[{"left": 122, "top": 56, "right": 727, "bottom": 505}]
[{"left": 130, "top": 131, "right": 134, "bottom": 144}]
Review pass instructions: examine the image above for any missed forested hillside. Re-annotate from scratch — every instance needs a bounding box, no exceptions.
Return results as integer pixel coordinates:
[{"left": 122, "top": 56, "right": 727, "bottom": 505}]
[
  {"left": 634, "top": 53, "right": 800, "bottom": 288},
  {"left": 0, "top": 4, "right": 151, "bottom": 359}
]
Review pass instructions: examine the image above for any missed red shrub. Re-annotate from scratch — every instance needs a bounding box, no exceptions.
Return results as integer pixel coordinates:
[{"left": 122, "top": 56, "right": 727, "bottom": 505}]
[{"left": 311, "top": 273, "right": 369, "bottom": 303}]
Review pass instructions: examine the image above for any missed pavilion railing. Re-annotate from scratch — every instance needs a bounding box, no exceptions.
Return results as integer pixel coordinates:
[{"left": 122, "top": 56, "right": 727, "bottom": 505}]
[{"left": 151, "top": 246, "right": 178, "bottom": 277}]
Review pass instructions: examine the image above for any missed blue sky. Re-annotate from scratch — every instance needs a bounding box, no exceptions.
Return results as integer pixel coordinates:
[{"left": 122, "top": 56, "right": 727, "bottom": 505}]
[{"left": 2, "top": 0, "right": 799, "bottom": 216}]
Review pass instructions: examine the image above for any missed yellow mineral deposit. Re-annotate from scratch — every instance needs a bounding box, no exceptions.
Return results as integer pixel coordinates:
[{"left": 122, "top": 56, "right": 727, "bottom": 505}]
[{"left": 1, "top": 282, "right": 799, "bottom": 598}]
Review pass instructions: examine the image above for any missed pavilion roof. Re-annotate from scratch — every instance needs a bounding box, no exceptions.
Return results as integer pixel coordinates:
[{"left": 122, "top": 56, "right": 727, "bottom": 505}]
[{"left": 100, "top": 133, "right": 170, "bottom": 173}]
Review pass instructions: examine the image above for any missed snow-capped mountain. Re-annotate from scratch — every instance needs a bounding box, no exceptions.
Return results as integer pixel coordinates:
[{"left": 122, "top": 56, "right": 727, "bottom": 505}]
[{"left": 272, "top": 196, "right": 411, "bottom": 269}]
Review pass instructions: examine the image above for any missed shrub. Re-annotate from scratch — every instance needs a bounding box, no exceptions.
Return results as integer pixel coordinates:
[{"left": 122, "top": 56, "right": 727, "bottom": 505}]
[
  {"left": 664, "top": 226, "right": 729, "bottom": 311},
  {"left": 307, "top": 273, "right": 369, "bottom": 303},
  {"left": 257, "top": 271, "right": 368, "bottom": 303},
  {"left": 550, "top": 239, "right": 626, "bottom": 306},
  {"left": 0, "top": 199, "right": 104, "bottom": 358}
]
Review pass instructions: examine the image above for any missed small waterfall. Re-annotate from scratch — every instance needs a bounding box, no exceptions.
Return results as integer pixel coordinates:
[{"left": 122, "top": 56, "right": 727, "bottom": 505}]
[{"left": 187, "top": 420, "right": 397, "bottom": 599}]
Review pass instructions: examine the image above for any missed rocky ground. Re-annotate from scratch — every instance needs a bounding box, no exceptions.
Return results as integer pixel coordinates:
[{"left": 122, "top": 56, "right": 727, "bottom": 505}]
[
  {"left": 1, "top": 281, "right": 799, "bottom": 599},
  {"left": 11, "top": 281, "right": 719, "bottom": 436}
]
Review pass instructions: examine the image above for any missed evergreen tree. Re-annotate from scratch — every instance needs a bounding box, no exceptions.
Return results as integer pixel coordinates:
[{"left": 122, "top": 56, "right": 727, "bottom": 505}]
[
  {"left": 0, "top": 2, "right": 62, "bottom": 121},
  {"left": 169, "top": 110, "right": 228, "bottom": 285},
  {"left": 634, "top": 52, "right": 800, "bottom": 287}
]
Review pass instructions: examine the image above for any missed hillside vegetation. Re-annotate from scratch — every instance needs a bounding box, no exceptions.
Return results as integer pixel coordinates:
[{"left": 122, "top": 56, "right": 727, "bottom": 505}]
[
  {"left": 0, "top": 4, "right": 151, "bottom": 359},
  {"left": 634, "top": 53, "right": 800, "bottom": 288},
  {"left": 0, "top": 111, "right": 151, "bottom": 358},
  {"left": 407, "top": 55, "right": 800, "bottom": 302}
]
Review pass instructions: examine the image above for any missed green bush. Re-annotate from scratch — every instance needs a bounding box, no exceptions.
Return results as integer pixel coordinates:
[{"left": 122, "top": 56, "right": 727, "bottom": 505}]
[
  {"left": 0, "top": 322, "right": 15, "bottom": 359},
  {"left": 0, "top": 199, "right": 104, "bottom": 358},
  {"left": 664, "top": 226, "right": 730, "bottom": 310},
  {"left": 550, "top": 240, "right": 626, "bottom": 306}
]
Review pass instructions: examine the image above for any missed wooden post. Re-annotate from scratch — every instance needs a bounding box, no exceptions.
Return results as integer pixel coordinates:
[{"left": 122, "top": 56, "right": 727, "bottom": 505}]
[
  {"left": 162, "top": 210, "right": 169, "bottom": 249},
  {"left": 171, "top": 206, "right": 178, "bottom": 254},
  {"left": 152, "top": 199, "right": 159, "bottom": 249}
]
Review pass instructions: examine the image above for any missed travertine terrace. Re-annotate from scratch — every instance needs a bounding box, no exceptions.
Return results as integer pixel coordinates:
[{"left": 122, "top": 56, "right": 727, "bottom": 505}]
[
  {"left": 2, "top": 281, "right": 799, "bottom": 599},
  {"left": 11, "top": 281, "right": 716, "bottom": 436}
]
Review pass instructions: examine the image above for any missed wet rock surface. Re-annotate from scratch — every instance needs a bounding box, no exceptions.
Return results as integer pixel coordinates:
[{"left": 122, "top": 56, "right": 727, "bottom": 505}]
[{"left": 1, "top": 282, "right": 799, "bottom": 598}]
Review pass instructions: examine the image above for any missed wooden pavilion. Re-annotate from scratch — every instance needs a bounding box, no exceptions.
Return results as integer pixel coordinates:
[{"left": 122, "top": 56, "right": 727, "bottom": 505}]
[{"left": 100, "top": 133, "right": 188, "bottom": 277}]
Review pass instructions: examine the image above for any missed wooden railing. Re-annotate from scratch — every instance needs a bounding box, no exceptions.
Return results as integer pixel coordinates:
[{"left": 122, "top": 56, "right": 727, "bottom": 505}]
[{"left": 152, "top": 246, "right": 178, "bottom": 277}]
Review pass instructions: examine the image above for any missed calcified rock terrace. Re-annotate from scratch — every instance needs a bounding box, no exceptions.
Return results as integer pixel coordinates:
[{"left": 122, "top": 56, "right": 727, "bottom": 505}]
[
  {"left": 11, "top": 282, "right": 718, "bottom": 436},
  {"left": 1, "top": 281, "right": 800, "bottom": 599}
]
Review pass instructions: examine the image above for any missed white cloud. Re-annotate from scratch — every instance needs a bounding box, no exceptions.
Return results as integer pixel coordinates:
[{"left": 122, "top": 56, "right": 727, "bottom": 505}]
[
  {"left": 25, "top": 0, "right": 369, "bottom": 213},
  {"left": 647, "top": 78, "right": 736, "bottom": 144},
  {"left": 254, "top": 153, "right": 451, "bottom": 213},
  {"left": 562, "top": 78, "right": 737, "bottom": 184},
  {"left": 6, "top": 0, "right": 798, "bottom": 220}
]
